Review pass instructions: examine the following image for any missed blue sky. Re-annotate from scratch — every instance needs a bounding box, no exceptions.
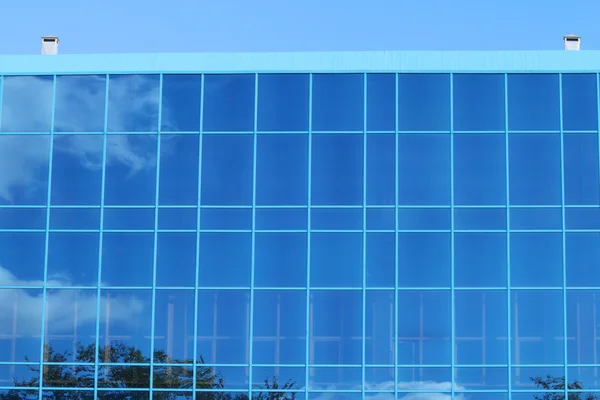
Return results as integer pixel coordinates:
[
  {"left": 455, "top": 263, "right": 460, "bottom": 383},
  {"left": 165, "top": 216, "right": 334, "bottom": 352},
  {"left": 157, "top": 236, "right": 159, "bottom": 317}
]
[{"left": 0, "top": 0, "right": 599, "bottom": 54}]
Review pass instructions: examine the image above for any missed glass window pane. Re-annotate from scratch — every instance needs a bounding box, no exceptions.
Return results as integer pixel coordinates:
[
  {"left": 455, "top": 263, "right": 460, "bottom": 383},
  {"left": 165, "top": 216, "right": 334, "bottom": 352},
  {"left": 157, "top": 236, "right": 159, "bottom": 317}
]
[
  {"left": 253, "top": 291, "right": 306, "bottom": 364},
  {"left": 398, "top": 134, "right": 451, "bottom": 206},
  {"left": 511, "top": 233, "right": 563, "bottom": 287},
  {"left": 158, "top": 207, "right": 197, "bottom": 230},
  {"left": 200, "top": 208, "right": 252, "bottom": 231},
  {"left": 200, "top": 134, "right": 253, "bottom": 206},
  {"left": 197, "top": 290, "right": 250, "bottom": 364},
  {"left": 511, "top": 290, "right": 564, "bottom": 364},
  {"left": 365, "top": 291, "right": 394, "bottom": 365},
  {"left": 453, "top": 74, "right": 505, "bottom": 131},
  {"left": 103, "top": 208, "right": 154, "bottom": 230},
  {"left": 366, "top": 208, "right": 395, "bottom": 231},
  {"left": 256, "top": 134, "right": 308, "bottom": 206},
  {"left": 1, "top": 76, "right": 53, "bottom": 132},
  {"left": 398, "top": 74, "right": 450, "bottom": 131},
  {"left": 567, "top": 290, "right": 599, "bottom": 364},
  {"left": 454, "top": 208, "right": 507, "bottom": 230},
  {"left": 398, "top": 208, "right": 451, "bottom": 230},
  {"left": 509, "top": 133, "right": 561, "bottom": 205},
  {"left": 159, "top": 134, "right": 199, "bottom": 205},
  {"left": 0, "top": 135, "right": 50, "bottom": 206},
  {"left": 311, "top": 208, "right": 362, "bottom": 230},
  {"left": 312, "top": 74, "right": 363, "bottom": 131},
  {"left": 50, "top": 208, "right": 100, "bottom": 231},
  {"left": 509, "top": 207, "right": 562, "bottom": 231},
  {"left": 562, "top": 73, "right": 598, "bottom": 131},
  {"left": 161, "top": 74, "right": 202, "bottom": 132},
  {"left": 47, "top": 232, "right": 99, "bottom": 287},
  {"left": 310, "top": 291, "right": 362, "bottom": 365},
  {"left": 455, "top": 367, "right": 508, "bottom": 390},
  {"left": 367, "top": 134, "right": 395, "bottom": 205},
  {"left": 0, "top": 208, "right": 46, "bottom": 230},
  {"left": 309, "top": 367, "right": 362, "bottom": 390},
  {"left": 101, "top": 233, "right": 154, "bottom": 287},
  {"left": 366, "top": 233, "right": 395, "bottom": 288},
  {"left": 454, "top": 133, "right": 506, "bottom": 206},
  {"left": 367, "top": 74, "right": 395, "bottom": 131},
  {"left": 98, "top": 289, "right": 152, "bottom": 361},
  {"left": 153, "top": 290, "right": 195, "bottom": 363},
  {"left": 566, "top": 233, "right": 600, "bottom": 287},
  {"left": 103, "top": 134, "right": 158, "bottom": 206},
  {"left": 51, "top": 135, "right": 104, "bottom": 205},
  {"left": 198, "top": 232, "right": 251, "bottom": 287},
  {"left": 254, "top": 232, "right": 307, "bottom": 288},
  {"left": 0, "top": 232, "right": 46, "bottom": 284},
  {"left": 455, "top": 233, "right": 507, "bottom": 288},
  {"left": 258, "top": 74, "right": 309, "bottom": 132},
  {"left": 255, "top": 208, "right": 307, "bottom": 231},
  {"left": 54, "top": 75, "right": 106, "bottom": 132},
  {"left": 398, "top": 233, "right": 451, "bottom": 287},
  {"left": 564, "top": 133, "right": 600, "bottom": 205},
  {"left": 398, "top": 291, "right": 451, "bottom": 365},
  {"left": 156, "top": 233, "right": 196, "bottom": 287},
  {"left": 311, "top": 134, "right": 363, "bottom": 206},
  {"left": 507, "top": 74, "right": 560, "bottom": 131},
  {"left": 0, "top": 289, "right": 43, "bottom": 362},
  {"left": 107, "top": 74, "right": 160, "bottom": 132},
  {"left": 566, "top": 207, "right": 600, "bottom": 230},
  {"left": 203, "top": 74, "right": 255, "bottom": 132},
  {"left": 455, "top": 291, "right": 508, "bottom": 365},
  {"left": 311, "top": 232, "right": 362, "bottom": 287}
]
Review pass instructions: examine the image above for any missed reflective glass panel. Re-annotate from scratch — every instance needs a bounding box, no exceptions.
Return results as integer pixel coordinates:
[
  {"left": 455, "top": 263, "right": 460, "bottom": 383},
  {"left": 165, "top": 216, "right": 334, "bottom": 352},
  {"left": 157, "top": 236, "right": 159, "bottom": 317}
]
[
  {"left": 564, "top": 133, "right": 600, "bottom": 205},
  {"left": 161, "top": 74, "right": 202, "bottom": 132},
  {"left": 107, "top": 74, "right": 160, "bottom": 132},
  {"left": 47, "top": 232, "right": 99, "bottom": 286},
  {"left": 312, "top": 73, "right": 363, "bottom": 131},
  {"left": 257, "top": 74, "right": 309, "bottom": 132},
  {"left": 566, "top": 232, "right": 600, "bottom": 287},
  {"left": 1, "top": 75, "right": 53, "bottom": 132},
  {"left": 153, "top": 290, "right": 195, "bottom": 363},
  {"left": 203, "top": 74, "right": 255, "bottom": 132},
  {"left": 156, "top": 233, "right": 196, "bottom": 287},
  {"left": 566, "top": 290, "right": 600, "bottom": 364},
  {"left": 54, "top": 75, "right": 106, "bottom": 132},
  {"left": 311, "top": 208, "right": 362, "bottom": 230},
  {"left": 198, "top": 232, "right": 251, "bottom": 287},
  {"left": 398, "top": 74, "right": 450, "bottom": 131},
  {"left": 158, "top": 134, "right": 199, "bottom": 205},
  {"left": 366, "top": 233, "right": 395, "bottom": 288},
  {"left": 101, "top": 233, "right": 154, "bottom": 287},
  {"left": 453, "top": 73, "right": 505, "bottom": 131},
  {"left": 562, "top": 73, "right": 598, "bottom": 131},
  {"left": 366, "top": 134, "right": 395, "bottom": 205},
  {"left": 455, "top": 233, "right": 507, "bottom": 287},
  {"left": 398, "top": 233, "right": 451, "bottom": 287},
  {"left": 511, "top": 233, "right": 563, "bottom": 287},
  {"left": 367, "top": 73, "right": 395, "bottom": 131},
  {"left": 0, "top": 208, "right": 45, "bottom": 230},
  {"left": 254, "top": 232, "right": 307, "bottom": 287},
  {"left": 49, "top": 208, "right": 100, "bottom": 230},
  {"left": 0, "top": 232, "right": 46, "bottom": 284},
  {"left": 507, "top": 74, "right": 560, "bottom": 131},
  {"left": 0, "top": 289, "right": 43, "bottom": 362},
  {"left": 365, "top": 291, "right": 394, "bottom": 365},
  {"left": 310, "top": 232, "right": 362, "bottom": 287}
]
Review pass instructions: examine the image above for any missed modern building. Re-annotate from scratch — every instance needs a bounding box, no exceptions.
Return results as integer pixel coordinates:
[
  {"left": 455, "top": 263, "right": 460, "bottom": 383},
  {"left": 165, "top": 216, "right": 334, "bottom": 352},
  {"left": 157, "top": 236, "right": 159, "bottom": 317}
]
[{"left": 0, "top": 36, "right": 599, "bottom": 399}]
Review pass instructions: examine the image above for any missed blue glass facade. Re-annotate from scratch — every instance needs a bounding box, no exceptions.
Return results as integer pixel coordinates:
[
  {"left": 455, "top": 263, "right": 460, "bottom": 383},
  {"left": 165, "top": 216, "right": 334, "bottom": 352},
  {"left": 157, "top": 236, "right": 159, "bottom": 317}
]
[{"left": 0, "top": 51, "right": 599, "bottom": 399}]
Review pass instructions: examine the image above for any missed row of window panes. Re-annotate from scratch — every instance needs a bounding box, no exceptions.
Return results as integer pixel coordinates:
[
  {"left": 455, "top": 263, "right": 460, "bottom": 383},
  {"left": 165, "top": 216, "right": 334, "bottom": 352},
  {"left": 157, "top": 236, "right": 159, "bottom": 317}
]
[{"left": 0, "top": 73, "right": 598, "bottom": 132}]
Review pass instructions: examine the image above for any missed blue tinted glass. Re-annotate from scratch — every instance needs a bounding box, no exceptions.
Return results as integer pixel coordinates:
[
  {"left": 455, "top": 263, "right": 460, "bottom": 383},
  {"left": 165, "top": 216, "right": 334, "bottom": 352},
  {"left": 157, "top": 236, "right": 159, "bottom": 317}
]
[
  {"left": 564, "top": 133, "right": 600, "bottom": 205},
  {"left": 398, "top": 74, "right": 450, "bottom": 131},
  {"left": 455, "top": 367, "right": 508, "bottom": 390},
  {"left": 311, "top": 208, "right": 362, "bottom": 230},
  {"left": 201, "top": 134, "right": 253, "bottom": 206},
  {"left": 158, "top": 207, "right": 197, "bottom": 230},
  {"left": 566, "top": 207, "right": 600, "bottom": 230},
  {"left": 47, "top": 232, "right": 99, "bottom": 286},
  {"left": 366, "top": 233, "right": 395, "bottom": 287},
  {"left": 398, "top": 233, "right": 451, "bottom": 287},
  {"left": 161, "top": 75, "right": 202, "bottom": 132},
  {"left": 159, "top": 134, "right": 199, "bottom": 205},
  {"left": 311, "top": 134, "right": 363, "bottom": 206},
  {"left": 312, "top": 74, "right": 363, "bottom": 131},
  {"left": 454, "top": 208, "right": 507, "bottom": 230},
  {"left": 367, "top": 134, "right": 395, "bottom": 205},
  {"left": 103, "top": 208, "right": 154, "bottom": 230},
  {"left": 455, "top": 291, "right": 508, "bottom": 365},
  {"left": 1, "top": 76, "right": 53, "bottom": 132},
  {"left": 398, "top": 134, "right": 451, "bottom": 205},
  {"left": 253, "top": 291, "right": 306, "bottom": 364},
  {"left": 453, "top": 74, "right": 505, "bottom": 131},
  {"left": 398, "top": 208, "right": 451, "bottom": 230},
  {"left": 200, "top": 208, "right": 252, "bottom": 230},
  {"left": 0, "top": 208, "right": 45, "bottom": 230},
  {"left": 562, "top": 74, "right": 598, "bottom": 131},
  {"left": 566, "top": 233, "right": 600, "bottom": 287},
  {"left": 198, "top": 232, "right": 251, "bottom": 287},
  {"left": 365, "top": 291, "right": 394, "bottom": 364},
  {"left": 156, "top": 233, "right": 196, "bottom": 287},
  {"left": 509, "top": 133, "right": 561, "bottom": 205},
  {"left": 258, "top": 74, "right": 309, "bottom": 131},
  {"left": 50, "top": 208, "right": 100, "bottom": 230},
  {"left": 54, "top": 75, "right": 106, "bottom": 132},
  {"left": 0, "top": 232, "right": 45, "bottom": 283},
  {"left": 367, "top": 74, "right": 395, "bottom": 131},
  {"left": 101, "top": 233, "right": 154, "bottom": 286},
  {"left": 511, "top": 290, "right": 564, "bottom": 364},
  {"left": 311, "top": 233, "right": 362, "bottom": 287},
  {"left": 197, "top": 290, "right": 250, "bottom": 364},
  {"left": 154, "top": 290, "right": 195, "bottom": 362},
  {"left": 510, "top": 207, "right": 562, "bottom": 230},
  {"left": 256, "top": 134, "right": 308, "bottom": 206},
  {"left": 0, "top": 289, "right": 42, "bottom": 362},
  {"left": 310, "top": 291, "right": 362, "bottom": 364},
  {"left": 255, "top": 208, "right": 307, "bottom": 230},
  {"left": 366, "top": 208, "right": 395, "bottom": 230},
  {"left": 103, "top": 134, "right": 158, "bottom": 206},
  {"left": 455, "top": 233, "right": 507, "bottom": 287},
  {"left": 254, "top": 232, "right": 307, "bottom": 287},
  {"left": 0, "top": 135, "right": 50, "bottom": 206},
  {"left": 203, "top": 74, "right": 255, "bottom": 132},
  {"left": 511, "top": 233, "right": 563, "bottom": 287},
  {"left": 51, "top": 135, "right": 103, "bottom": 205},
  {"left": 508, "top": 74, "right": 560, "bottom": 131},
  {"left": 107, "top": 75, "right": 160, "bottom": 132},
  {"left": 310, "top": 367, "right": 362, "bottom": 390},
  {"left": 398, "top": 291, "right": 451, "bottom": 365},
  {"left": 567, "top": 290, "right": 600, "bottom": 364},
  {"left": 454, "top": 133, "right": 506, "bottom": 205}
]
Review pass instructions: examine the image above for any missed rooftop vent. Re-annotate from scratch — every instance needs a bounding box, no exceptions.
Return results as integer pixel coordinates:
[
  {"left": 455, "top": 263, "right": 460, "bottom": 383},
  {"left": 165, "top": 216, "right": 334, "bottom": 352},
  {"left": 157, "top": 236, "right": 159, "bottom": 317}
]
[
  {"left": 563, "top": 34, "right": 581, "bottom": 51},
  {"left": 41, "top": 36, "right": 59, "bottom": 55}
]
